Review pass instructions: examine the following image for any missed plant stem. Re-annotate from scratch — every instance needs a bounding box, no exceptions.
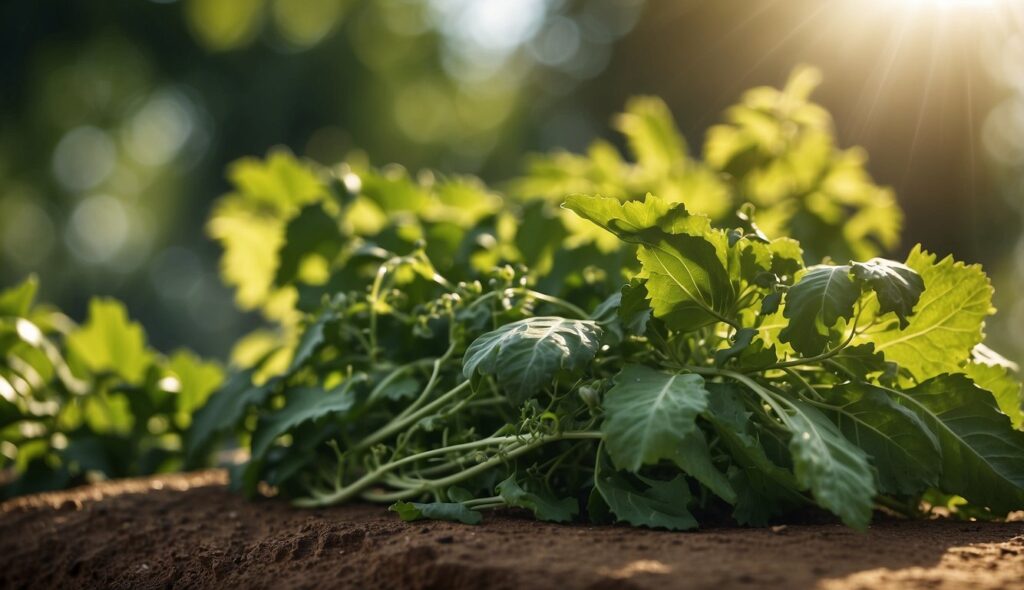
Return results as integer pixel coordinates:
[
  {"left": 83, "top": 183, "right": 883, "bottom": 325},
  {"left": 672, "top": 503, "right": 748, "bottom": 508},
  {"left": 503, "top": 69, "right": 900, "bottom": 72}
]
[
  {"left": 295, "top": 430, "right": 601, "bottom": 507},
  {"left": 524, "top": 290, "right": 589, "bottom": 319},
  {"left": 351, "top": 381, "right": 471, "bottom": 453}
]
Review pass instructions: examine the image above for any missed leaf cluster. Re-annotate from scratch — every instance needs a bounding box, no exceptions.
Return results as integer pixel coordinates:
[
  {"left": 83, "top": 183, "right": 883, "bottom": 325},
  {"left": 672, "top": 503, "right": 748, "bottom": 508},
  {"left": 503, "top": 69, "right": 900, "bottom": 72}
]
[
  {"left": 0, "top": 278, "right": 223, "bottom": 497},
  {"left": 189, "top": 71, "right": 1023, "bottom": 530}
]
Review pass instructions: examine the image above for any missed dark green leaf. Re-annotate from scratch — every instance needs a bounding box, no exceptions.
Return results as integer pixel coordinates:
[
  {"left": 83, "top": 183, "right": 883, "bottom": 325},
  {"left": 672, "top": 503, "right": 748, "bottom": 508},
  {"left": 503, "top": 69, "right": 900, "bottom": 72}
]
[
  {"left": 251, "top": 379, "right": 363, "bottom": 459},
  {"left": 780, "top": 265, "right": 859, "bottom": 356},
  {"left": 715, "top": 327, "right": 757, "bottom": 367},
  {"left": 186, "top": 369, "right": 278, "bottom": 462},
  {"left": 463, "top": 317, "right": 602, "bottom": 405},
  {"left": 821, "top": 383, "right": 941, "bottom": 495},
  {"left": 704, "top": 384, "right": 803, "bottom": 525},
  {"left": 850, "top": 258, "right": 924, "bottom": 329},
  {"left": 594, "top": 449, "right": 697, "bottom": 531},
  {"left": 619, "top": 279, "right": 652, "bottom": 336},
  {"left": 389, "top": 501, "right": 482, "bottom": 525},
  {"left": 602, "top": 365, "right": 708, "bottom": 472},
  {"left": 886, "top": 374, "right": 1024, "bottom": 514},
  {"left": 497, "top": 476, "right": 578, "bottom": 522},
  {"left": 785, "top": 400, "right": 876, "bottom": 529}
]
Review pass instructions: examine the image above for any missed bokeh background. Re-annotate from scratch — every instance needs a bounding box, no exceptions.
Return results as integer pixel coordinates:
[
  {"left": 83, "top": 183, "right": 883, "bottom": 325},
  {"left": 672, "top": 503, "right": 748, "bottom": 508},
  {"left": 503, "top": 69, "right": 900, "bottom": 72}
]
[{"left": 2, "top": 0, "right": 1022, "bottom": 365}]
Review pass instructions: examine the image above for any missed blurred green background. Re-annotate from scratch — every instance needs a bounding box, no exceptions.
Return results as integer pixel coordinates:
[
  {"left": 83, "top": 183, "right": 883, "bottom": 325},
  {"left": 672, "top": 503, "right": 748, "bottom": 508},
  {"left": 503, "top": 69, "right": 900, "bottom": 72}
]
[{"left": 2, "top": 0, "right": 1022, "bottom": 365}]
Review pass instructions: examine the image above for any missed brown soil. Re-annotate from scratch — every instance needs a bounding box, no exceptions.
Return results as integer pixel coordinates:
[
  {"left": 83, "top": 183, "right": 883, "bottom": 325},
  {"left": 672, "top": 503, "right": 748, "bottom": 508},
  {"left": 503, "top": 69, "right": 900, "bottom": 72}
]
[{"left": 2, "top": 471, "right": 1023, "bottom": 590}]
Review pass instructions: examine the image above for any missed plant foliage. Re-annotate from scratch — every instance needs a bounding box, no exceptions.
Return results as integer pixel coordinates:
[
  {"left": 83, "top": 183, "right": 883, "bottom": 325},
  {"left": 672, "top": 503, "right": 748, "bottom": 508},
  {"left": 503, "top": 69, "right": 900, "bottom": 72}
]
[
  {"left": 5, "top": 69, "right": 1022, "bottom": 530},
  {"left": 0, "top": 278, "right": 223, "bottom": 497},
  {"left": 188, "top": 70, "right": 1024, "bottom": 530}
]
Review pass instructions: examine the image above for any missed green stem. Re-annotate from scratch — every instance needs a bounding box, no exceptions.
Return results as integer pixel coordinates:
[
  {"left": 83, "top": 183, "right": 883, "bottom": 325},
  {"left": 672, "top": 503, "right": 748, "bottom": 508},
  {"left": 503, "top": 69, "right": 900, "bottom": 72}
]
[
  {"left": 296, "top": 431, "right": 601, "bottom": 507},
  {"left": 524, "top": 290, "right": 589, "bottom": 319},
  {"left": 351, "top": 381, "right": 471, "bottom": 454}
]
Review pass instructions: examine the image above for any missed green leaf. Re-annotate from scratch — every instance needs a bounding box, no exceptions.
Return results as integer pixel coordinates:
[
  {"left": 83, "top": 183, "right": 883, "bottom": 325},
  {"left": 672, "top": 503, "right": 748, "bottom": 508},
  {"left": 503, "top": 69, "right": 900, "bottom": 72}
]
[
  {"left": 186, "top": 369, "right": 278, "bottom": 462},
  {"left": 784, "top": 400, "right": 876, "bottom": 529},
  {"left": 820, "top": 383, "right": 941, "bottom": 495},
  {"left": 619, "top": 279, "right": 652, "bottom": 336},
  {"left": 639, "top": 240, "right": 734, "bottom": 331},
  {"left": 274, "top": 204, "right": 343, "bottom": 287},
  {"left": 964, "top": 362, "right": 1023, "bottom": 430},
  {"left": 768, "top": 238, "right": 804, "bottom": 278},
  {"left": 850, "top": 258, "right": 924, "bottom": 329},
  {"left": 780, "top": 265, "right": 859, "bottom": 356},
  {"left": 288, "top": 309, "right": 335, "bottom": 373},
  {"left": 251, "top": 379, "right": 363, "bottom": 459},
  {"left": 168, "top": 350, "right": 225, "bottom": 429},
  {"left": 389, "top": 501, "right": 482, "bottom": 525},
  {"left": 886, "top": 374, "right": 1024, "bottom": 514},
  {"left": 463, "top": 317, "right": 602, "bottom": 405},
  {"left": 602, "top": 365, "right": 708, "bottom": 472},
  {"left": 704, "top": 384, "right": 803, "bottom": 525},
  {"left": 563, "top": 194, "right": 694, "bottom": 237},
  {"left": 855, "top": 246, "right": 993, "bottom": 380},
  {"left": 668, "top": 429, "right": 736, "bottom": 503},
  {"left": 496, "top": 476, "right": 578, "bottom": 522},
  {"left": 614, "top": 96, "right": 687, "bottom": 178},
  {"left": 0, "top": 276, "right": 38, "bottom": 317},
  {"left": 594, "top": 449, "right": 697, "bottom": 531},
  {"left": 714, "top": 327, "right": 757, "bottom": 367},
  {"left": 66, "top": 299, "right": 153, "bottom": 384},
  {"left": 827, "top": 343, "right": 889, "bottom": 380},
  {"left": 562, "top": 194, "right": 738, "bottom": 330}
]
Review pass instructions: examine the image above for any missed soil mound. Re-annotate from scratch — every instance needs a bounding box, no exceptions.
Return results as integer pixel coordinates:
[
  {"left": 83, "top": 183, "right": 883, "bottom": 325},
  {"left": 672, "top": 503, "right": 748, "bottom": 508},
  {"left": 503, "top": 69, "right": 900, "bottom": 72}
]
[{"left": 2, "top": 471, "right": 1022, "bottom": 589}]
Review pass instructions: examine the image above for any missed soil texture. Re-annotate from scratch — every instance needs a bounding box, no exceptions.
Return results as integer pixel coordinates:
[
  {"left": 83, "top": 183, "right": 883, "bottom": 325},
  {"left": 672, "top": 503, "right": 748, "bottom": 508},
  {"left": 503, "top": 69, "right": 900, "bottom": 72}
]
[{"left": 2, "top": 471, "right": 1023, "bottom": 590}]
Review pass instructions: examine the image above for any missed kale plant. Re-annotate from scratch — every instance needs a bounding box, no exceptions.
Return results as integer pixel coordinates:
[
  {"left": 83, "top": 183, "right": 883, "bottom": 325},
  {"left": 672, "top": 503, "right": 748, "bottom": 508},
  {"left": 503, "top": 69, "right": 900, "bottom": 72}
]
[{"left": 188, "top": 71, "right": 1024, "bottom": 529}]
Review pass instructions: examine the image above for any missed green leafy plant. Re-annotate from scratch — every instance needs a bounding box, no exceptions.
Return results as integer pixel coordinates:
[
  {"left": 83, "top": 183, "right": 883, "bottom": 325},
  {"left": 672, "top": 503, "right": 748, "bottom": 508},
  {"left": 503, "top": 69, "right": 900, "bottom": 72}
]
[
  {"left": 189, "top": 71, "right": 1023, "bottom": 530},
  {"left": 0, "top": 277, "right": 223, "bottom": 497}
]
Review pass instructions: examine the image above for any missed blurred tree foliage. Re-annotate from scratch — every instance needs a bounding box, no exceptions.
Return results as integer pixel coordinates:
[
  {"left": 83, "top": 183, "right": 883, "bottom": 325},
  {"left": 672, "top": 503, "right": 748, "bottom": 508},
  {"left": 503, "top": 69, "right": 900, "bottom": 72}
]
[{"left": 0, "top": 0, "right": 642, "bottom": 358}]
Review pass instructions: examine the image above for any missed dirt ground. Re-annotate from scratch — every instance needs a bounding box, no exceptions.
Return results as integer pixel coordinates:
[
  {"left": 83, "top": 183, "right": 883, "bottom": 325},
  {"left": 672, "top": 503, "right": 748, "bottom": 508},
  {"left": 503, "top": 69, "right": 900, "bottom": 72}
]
[{"left": 1, "top": 471, "right": 1023, "bottom": 590}]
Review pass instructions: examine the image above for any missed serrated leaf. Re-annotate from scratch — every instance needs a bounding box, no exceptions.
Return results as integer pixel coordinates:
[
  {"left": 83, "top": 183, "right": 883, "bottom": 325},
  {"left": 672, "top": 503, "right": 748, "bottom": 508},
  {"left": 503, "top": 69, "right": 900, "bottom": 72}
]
[
  {"left": 463, "top": 317, "right": 602, "bottom": 405},
  {"left": 854, "top": 246, "right": 993, "bottom": 380},
  {"left": 602, "top": 365, "right": 708, "bottom": 472},
  {"left": 66, "top": 299, "right": 153, "bottom": 385},
  {"left": 496, "top": 476, "right": 578, "bottom": 522},
  {"left": 594, "top": 449, "right": 697, "bottom": 531},
  {"left": 850, "top": 258, "right": 924, "bottom": 328},
  {"left": 820, "top": 383, "right": 941, "bottom": 495},
  {"left": 639, "top": 242, "right": 734, "bottom": 331},
  {"left": 390, "top": 501, "right": 482, "bottom": 525},
  {"left": 563, "top": 195, "right": 735, "bottom": 331},
  {"left": 886, "top": 374, "right": 1024, "bottom": 514},
  {"left": 780, "top": 265, "right": 859, "bottom": 356},
  {"left": 784, "top": 400, "right": 876, "bottom": 529},
  {"left": 251, "top": 380, "right": 362, "bottom": 459}
]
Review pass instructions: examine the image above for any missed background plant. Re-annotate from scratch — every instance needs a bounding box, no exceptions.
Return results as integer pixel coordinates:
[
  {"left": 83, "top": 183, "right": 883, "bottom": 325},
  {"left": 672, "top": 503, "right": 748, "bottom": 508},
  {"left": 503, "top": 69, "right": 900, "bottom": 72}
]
[{"left": 0, "top": 277, "right": 223, "bottom": 498}]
